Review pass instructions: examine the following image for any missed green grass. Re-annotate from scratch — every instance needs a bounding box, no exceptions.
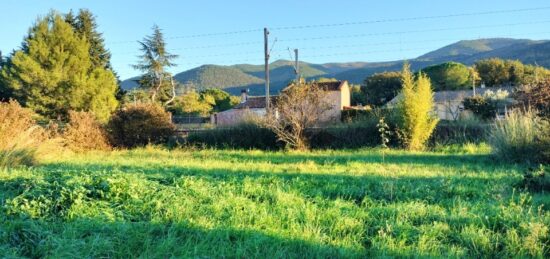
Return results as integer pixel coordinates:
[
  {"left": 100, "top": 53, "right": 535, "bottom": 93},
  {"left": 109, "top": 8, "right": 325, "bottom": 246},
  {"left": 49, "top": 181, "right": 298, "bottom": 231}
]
[{"left": 0, "top": 146, "right": 548, "bottom": 258}]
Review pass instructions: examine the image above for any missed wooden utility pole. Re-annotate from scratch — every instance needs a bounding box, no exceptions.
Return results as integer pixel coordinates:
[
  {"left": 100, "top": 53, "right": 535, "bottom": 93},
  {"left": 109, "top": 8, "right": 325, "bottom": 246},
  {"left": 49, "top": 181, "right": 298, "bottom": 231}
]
[
  {"left": 294, "top": 49, "right": 299, "bottom": 84},
  {"left": 264, "top": 28, "right": 270, "bottom": 112}
]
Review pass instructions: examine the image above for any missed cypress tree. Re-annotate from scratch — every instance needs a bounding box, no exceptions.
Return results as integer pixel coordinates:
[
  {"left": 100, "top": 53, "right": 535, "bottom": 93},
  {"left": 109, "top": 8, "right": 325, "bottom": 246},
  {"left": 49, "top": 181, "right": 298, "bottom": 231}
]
[{"left": 0, "top": 13, "right": 118, "bottom": 121}]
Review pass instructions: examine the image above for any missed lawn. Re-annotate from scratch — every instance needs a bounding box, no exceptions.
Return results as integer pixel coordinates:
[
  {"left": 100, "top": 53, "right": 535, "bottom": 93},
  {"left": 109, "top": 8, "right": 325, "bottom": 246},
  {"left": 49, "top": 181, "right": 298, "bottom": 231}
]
[{"left": 0, "top": 146, "right": 548, "bottom": 258}]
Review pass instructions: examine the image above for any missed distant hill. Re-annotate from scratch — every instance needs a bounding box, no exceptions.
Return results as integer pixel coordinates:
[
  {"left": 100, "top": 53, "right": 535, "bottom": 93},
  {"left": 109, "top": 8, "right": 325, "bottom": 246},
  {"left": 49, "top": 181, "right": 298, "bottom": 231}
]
[
  {"left": 173, "top": 65, "right": 264, "bottom": 91},
  {"left": 121, "top": 38, "right": 550, "bottom": 95}
]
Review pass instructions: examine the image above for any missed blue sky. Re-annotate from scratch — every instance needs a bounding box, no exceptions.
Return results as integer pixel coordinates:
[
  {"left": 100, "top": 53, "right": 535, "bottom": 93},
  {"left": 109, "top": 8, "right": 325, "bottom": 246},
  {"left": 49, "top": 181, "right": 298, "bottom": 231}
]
[{"left": 1, "top": 0, "right": 550, "bottom": 79}]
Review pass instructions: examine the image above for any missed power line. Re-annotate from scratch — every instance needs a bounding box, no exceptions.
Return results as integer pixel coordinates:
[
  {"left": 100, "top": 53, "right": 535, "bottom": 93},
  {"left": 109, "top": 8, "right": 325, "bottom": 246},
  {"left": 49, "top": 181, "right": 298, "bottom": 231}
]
[
  {"left": 278, "top": 20, "right": 550, "bottom": 42},
  {"left": 271, "top": 6, "right": 550, "bottom": 30},
  {"left": 106, "top": 6, "right": 550, "bottom": 45}
]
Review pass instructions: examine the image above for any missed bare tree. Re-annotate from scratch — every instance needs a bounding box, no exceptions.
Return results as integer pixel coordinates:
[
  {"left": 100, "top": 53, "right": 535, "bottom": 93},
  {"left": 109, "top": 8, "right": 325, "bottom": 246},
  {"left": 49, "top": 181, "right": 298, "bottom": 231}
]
[{"left": 262, "top": 82, "right": 332, "bottom": 150}]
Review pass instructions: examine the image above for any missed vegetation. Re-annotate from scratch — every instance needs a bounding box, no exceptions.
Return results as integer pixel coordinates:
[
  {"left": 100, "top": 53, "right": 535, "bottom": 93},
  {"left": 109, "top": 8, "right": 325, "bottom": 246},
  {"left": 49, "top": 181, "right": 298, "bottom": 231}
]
[
  {"left": 172, "top": 88, "right": 239, "bottom": 116},
  {"left": 0, "top": 101, "right": 45, "bottom": 167},
  {"left": 515, "top": 79, "right": 550, "bottom": 119},
  {"left": 0, "top": 13, "right": 118, "bottom": 121},
  {"left": 474, "top": 58, "right": 550, "bottom": 86},
  {"left": 396, "top": 63, "right": 439, "bottom": 150},
  {"left": 64, "top": 9, "right": 124, "bottom": 100},
  {"left": 362, "top": 71, "right": 402, "bottom": 106},
  {"left": 107, "top": 103, "right": 175, "bottom": 148},
  {"left": 262, "top": 82, "right": 332, "bottom": 150},
  {"left": 489, "top": 109, "right": 550, "bottom": 164},
  {"left": 0, "top": 147, "right": 548, "bottom": 258},
  {"left": 62, "top": 111, "right": 111, "bottom": 152},
  {"left": 421, "top": 62, "right": 470, "bottom": 90},
  {"left": 133, "top": 25, "right": 178, "bottom": 104}
]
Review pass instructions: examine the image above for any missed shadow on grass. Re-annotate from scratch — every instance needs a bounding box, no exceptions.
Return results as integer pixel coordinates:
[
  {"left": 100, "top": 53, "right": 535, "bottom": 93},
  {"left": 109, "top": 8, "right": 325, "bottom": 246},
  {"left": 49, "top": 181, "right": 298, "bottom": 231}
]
[{"left": 0, "top": 216, "right": 365, "bottom": 258}]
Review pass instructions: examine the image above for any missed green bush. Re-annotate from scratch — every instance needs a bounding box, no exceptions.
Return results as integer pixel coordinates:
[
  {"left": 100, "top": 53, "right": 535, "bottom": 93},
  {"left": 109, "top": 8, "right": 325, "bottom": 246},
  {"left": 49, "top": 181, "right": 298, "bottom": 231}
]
[
  {"left": 107, "top": 103, "right": 176, "bottom": 148},
  {"left": 516, "top": 165, "right": 550, "bottom": 192},
  {"left": 431, "top": 119, "right": 490, "bottom": 145},
  {"left": 489, "top": 110, "right": 549, "bottom": 164},
  {"left": 187, "top": 123, "right": 280, "bottom": 150}
]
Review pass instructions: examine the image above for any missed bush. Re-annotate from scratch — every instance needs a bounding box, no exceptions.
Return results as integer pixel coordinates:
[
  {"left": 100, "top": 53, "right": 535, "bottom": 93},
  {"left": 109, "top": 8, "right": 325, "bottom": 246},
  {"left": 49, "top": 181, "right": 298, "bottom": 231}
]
[
  {"left": 517, "top": 165, "right": 550, "bottom": 192},
  {"left": 489, "top": 110, "right": 549, "bottom": 164},
  {"left": 430, "top": 118, "right": 490, "bottom": 145},
  {"left": 396, "top": 63, "right": 439, "bottom": 150},
  {"left": 0, "top": 100, "right": 44, "bottom": 167},
  {"left": 63, "top": 111, "right": 111, "bottom": 152},
  {"left": 187, "top": 123, "right": 280, "bottom": 150},
  {"left": 107, "top": 103, "right": 176, "bottom": 148}
]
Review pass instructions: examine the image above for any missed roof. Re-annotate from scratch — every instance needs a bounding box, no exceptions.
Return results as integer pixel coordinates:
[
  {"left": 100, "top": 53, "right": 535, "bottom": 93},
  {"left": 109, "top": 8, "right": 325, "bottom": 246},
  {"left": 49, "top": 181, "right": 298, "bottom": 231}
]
[
  {"left": 233, "top": 96, "right": 278, "bottom": 109},
  {"left": 386, "top": 86, "right": 514, "bottom": 106}
]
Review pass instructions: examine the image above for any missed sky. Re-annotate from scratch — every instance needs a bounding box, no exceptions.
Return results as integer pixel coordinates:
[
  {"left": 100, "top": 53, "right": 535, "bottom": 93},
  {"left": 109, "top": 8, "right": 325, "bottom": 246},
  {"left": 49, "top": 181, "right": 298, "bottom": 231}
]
[{"left": 1, "top": 0, "right": 550, "bottom": 79}]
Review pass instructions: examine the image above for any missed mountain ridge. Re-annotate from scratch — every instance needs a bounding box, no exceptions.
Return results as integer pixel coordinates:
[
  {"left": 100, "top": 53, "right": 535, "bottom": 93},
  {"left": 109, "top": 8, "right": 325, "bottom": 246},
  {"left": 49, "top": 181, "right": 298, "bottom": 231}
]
[{"left": 122, "top": 38, "right": 550, "bottom": 95}]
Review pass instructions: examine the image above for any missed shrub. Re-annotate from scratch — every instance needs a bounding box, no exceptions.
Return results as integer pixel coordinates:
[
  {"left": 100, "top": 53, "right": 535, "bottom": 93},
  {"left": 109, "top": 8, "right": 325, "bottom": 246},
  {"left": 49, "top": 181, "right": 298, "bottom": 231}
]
[
  {"left": 430, "top": 118, "right": 490, "bottom": 145},
  {"left": 396, "top": 63, "right": 438, "bottom": 150},
  {"left": 63, "top": 111, "right": 111, "bottom": 152},
  {"left": 463, "top": 95, "right": 496, "bottom": 120},
  {"left": 489, "top": 110, "right": 549, "bottom": 164},
  {"left": 516, "top": 165, "right": 550, "bottom": 192},
  {"left": 107, "top": 103, "right": 176, "bottom": 148},
  {"left": 0, "top": 100, "right": 44, "bottom": 167},
  {"left": 187, "top": 123, "right": 280, "bottom": 150}
]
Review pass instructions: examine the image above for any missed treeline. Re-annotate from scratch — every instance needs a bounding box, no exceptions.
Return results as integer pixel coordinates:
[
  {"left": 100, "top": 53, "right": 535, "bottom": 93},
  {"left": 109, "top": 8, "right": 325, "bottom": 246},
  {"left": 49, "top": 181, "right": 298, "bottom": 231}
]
[{"left": 355, "top": 59, "right": 550, "bottom": 107}]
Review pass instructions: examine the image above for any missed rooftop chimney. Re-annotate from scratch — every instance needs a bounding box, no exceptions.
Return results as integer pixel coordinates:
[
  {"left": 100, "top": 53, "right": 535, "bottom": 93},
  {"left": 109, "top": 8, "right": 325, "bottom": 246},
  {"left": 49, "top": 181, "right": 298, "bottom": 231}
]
[{"left": 240, "top": 89, "right": 248, "bottom": 103}]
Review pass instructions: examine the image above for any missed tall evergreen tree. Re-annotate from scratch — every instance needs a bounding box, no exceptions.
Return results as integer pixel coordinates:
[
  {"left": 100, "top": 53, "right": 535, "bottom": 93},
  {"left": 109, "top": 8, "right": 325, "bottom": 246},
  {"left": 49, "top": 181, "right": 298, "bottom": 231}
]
[
  {"left": 0, "top": 13, "right": 118, "bottom": 121},
  {"left": 65, "top": 9, "right": 125, "bottom": 100},
  {"left": 133, "top": 25, "right": 178, "bottom": 104}
]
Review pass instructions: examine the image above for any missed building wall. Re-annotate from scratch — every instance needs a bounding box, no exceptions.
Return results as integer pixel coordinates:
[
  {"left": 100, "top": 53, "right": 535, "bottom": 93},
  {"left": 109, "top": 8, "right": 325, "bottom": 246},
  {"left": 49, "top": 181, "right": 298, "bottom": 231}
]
[{"left": 215, "top": 108, "right": 265, "bottom": 127}]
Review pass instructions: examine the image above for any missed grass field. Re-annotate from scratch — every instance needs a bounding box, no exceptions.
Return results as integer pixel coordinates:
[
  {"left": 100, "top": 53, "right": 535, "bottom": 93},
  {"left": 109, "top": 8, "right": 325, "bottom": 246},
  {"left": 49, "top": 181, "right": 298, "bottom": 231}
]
[{"left": 0, "top": 146, "right": 548, "bottom": 258}]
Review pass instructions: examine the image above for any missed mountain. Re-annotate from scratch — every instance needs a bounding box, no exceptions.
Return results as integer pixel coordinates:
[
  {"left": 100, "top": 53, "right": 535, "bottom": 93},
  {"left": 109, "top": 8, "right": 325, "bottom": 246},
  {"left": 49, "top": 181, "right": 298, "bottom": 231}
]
[
  {"left": 121, "top": 38, "right": 550, "bottom": 95},
  {"left": 173, "top": 65, "right": 264, "bottom": 91}
]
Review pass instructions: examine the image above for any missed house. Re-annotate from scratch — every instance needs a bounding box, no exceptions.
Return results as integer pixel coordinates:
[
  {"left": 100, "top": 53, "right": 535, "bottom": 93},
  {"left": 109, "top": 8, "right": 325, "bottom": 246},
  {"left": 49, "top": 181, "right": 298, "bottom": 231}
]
[
  {"left": 214, "top": 81, "right": 350, "bottom": 126},
  {"left": 386, "top": 86, "right": 513, "bottom": 120}
]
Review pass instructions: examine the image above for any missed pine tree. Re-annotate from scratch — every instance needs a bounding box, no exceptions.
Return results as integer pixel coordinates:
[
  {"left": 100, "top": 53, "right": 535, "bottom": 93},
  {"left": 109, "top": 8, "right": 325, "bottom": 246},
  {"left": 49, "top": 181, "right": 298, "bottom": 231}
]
[
  {"left": 133, "top": 25, "right": 178, "bottom": 104},
  {"left": 66, "top": 9, "right": 125, "bottom": 100},
  {"left": 0, "top": 13, "right": 118, "bottom": 121},
  {"left": 397, "top": 62, "right": 438, "bottom": 150}
]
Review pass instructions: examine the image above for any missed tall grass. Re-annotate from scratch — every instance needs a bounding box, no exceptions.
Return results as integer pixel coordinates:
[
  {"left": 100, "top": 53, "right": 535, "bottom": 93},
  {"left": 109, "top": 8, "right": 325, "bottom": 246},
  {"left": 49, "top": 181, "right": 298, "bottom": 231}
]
[
  {"left": 489, "top": 110, "right": 549, "bottom": 163},
  {"left": 1, "top": 147, "right": 547, "bottom": 258},
  {"left": 0, "top": 101, "right": 45, "bottom": 168}
]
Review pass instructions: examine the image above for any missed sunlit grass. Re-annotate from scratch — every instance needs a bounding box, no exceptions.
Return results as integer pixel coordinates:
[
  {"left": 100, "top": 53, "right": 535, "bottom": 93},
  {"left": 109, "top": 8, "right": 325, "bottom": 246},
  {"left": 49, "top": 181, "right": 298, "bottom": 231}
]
[{"left": 0, "top": 145, "right": 548, "bottom": 258}]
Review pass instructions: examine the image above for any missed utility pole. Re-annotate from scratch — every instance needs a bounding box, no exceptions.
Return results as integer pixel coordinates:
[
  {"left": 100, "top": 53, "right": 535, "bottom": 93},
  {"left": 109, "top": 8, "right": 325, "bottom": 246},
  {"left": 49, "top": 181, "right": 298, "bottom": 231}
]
[
  {"left": 264, "top": 28, "right": 270, "bottom": 112},
  {"left": 294, "top": 49, "right": 299, "bottom": 84}
]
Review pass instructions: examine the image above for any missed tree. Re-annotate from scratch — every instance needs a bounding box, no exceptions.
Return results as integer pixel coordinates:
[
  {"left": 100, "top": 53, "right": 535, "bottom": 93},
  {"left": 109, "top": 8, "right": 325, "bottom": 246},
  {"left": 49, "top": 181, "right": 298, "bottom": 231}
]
[
  {"left": 421, "top": 62, "right": 470, "bottom": 90},
  {"left": 262, "top": 82, "right": 332, "bottom": 150},
  {"left": 0, "top": 13, "right": 118, "bottom": 121},
  {"left": 475, "top": 58, "right": 510, "bottom": 86},
  {"left": 363, "top": 71, "right": 402, "bottom": 106},
  {"left": 133, "top": 25, "right": 178, "bottom": 105},
  {"left": 65, "top": 9, "right": 125, "bottom": 100},
  {"left": 396, "top": 63, "right": 438, "bottom": 151},
  {"left": 200, "top": 88, "right": 239, "bottom": 112},
  {"left": 515, "top": 79, "right": 550, "bottom": 119},
  {"left": 174, "top": 91, "right": 214, "bottom": 116}
]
